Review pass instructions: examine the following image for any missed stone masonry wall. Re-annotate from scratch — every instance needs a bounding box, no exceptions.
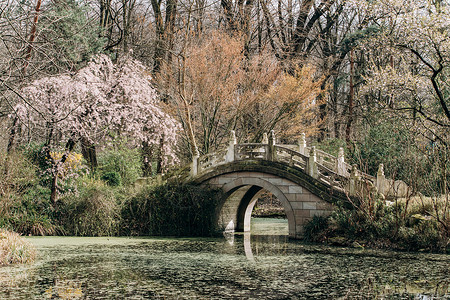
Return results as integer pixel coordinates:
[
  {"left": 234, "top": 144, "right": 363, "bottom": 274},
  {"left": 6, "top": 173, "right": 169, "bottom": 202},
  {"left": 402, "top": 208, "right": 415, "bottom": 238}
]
[{"left": 205, "top": 171, "right": 334, "bottom": 238}]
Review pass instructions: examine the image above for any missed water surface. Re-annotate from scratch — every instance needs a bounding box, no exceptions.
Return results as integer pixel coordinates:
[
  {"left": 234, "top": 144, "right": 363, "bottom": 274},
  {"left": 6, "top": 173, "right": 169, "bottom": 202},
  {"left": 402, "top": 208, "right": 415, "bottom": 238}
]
[{"left": 0, "top": 218, "right": 448, "bottom": 299}]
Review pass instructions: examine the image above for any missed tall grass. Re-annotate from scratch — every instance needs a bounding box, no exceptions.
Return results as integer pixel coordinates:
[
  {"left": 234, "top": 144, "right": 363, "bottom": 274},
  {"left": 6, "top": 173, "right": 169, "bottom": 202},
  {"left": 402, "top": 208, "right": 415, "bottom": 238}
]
[
  {"left": 0, "top": 229, "right": 36, "bottom": 265},
  {"left": 0, "top": 152, "right": 37, "bottom": 217},
  {"left": 121, "top": 182, "right": 223, "bottom": 236},
  {"left": 58, "top": 178, "right": 121, "bottom": 236},
  {"left": 0, "top": 151, "right": 59, "bottom": 236}
]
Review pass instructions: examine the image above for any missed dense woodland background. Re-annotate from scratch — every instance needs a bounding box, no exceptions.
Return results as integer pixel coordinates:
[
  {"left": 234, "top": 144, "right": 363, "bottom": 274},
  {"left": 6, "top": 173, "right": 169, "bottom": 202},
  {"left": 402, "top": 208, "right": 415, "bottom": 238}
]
[{"left": 0, "top": 0, "right": 448, "bottom": 248}]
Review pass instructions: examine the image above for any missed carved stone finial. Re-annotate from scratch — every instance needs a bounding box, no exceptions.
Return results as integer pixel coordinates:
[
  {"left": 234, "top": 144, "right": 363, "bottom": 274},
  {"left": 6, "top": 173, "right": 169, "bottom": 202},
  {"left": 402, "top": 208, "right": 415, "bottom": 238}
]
[
  {"left": 262, "top": 133, "right": 268, "bottom": 144},
  {"left": 349, "top": 164, "right": 360, "bottom": 196},
  {"left": 301, "top": 132, "right": 306, "bottom": 144},
  {"left": 351, "top": 164, "right": 359, "bottom": 178},
  {"left": 269, "top": 130, "right": 276, "bottom": 145},
  {"left": 230, "top": 130, "right": 237, "bottom": 145},
  {"left": 309, "top": 146, "right": 316, "bottom": 158},
  {"left": 336, "top": 147, "right": 345, "bottom": 176},
  {"left": 191, "top": 146, "right": 200, "bottom": 176},
  {"left": 307, "top": 146, "right": 317, "bottom": 178},
  {"left": 377, "top": 163, "right": 384, "bottom": 176},
  {"left": 376, "top": 163, "right": 386, "bottom": 196},
  {"left": 298, "top": 133, "right": 307, "bottom": 154},
  {"left": 226, "top": 131, "right": 237, "bottom": 163}
]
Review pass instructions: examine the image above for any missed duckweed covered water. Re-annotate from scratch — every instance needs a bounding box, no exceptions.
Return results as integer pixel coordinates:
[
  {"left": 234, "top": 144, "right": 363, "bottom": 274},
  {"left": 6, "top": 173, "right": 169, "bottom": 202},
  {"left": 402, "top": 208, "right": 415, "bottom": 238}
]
[{"left": 0, "top": 218, "right": 448, "bottom": 299}]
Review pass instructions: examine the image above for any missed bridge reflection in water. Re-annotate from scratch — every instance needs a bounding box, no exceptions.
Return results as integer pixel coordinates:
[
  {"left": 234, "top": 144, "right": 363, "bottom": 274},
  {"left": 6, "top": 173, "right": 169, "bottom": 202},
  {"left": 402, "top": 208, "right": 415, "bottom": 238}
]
[{"left": 224, "top": 217, "right": 289, "bottom": 261}]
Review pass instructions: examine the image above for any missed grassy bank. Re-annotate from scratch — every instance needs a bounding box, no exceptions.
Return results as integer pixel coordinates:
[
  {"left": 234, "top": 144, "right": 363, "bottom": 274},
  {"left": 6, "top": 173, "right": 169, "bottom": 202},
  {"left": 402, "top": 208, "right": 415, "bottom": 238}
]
[
  {"left": 0, "top": 145, "right": 224, "bottom": 238},
  {"left": 304, "top": 195, "right": 450, "bottom": 253}
]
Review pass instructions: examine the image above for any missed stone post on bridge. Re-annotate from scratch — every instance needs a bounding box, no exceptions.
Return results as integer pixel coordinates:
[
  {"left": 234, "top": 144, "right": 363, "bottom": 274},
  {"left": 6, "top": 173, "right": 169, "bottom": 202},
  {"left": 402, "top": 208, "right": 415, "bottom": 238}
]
[
  {"left": 349, "top": 164, "right": 360, "bottom": 196},
  {"left": 336, "top": 147, "right": 346, "bottom": 176},
  {"left": 268, "top": 130, "right": 276, "bottom": 161},
  {"left": 226, "top": 130, "right": 237, "bottom": 163},
  {"left": 376, "top": 163, "right": 386, "bottom": 195},
  {"left": 307, "top": 146, "right": 318, "bottom": 179},
  {"left": 262, "top": 133, "right": 268, "bottom": 144},
  {"left": 298, "top": 133, "right": 307, "bottom": 155},
  {"left": 191, "top": 146, "right": 200, "bottom": 177},
  {"left": 260, "top": 133, "right": 269, "bottom": 158}
]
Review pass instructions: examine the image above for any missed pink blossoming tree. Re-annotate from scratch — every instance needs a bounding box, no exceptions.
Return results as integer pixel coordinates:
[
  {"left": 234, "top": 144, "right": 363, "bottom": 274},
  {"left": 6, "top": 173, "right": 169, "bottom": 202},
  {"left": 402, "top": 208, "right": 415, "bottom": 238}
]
[{"left": 12, "top": 54, "right": 180, "bottom": 204}]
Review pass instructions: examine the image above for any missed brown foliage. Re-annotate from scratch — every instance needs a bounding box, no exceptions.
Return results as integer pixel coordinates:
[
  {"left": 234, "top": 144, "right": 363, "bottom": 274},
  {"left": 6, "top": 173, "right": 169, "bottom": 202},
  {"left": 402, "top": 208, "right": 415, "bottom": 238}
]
[
  {"left": 158, "top": 31, "right": 325, "bottom": 159},
  {"left": 258, "top": 65, "right": 326, "bottom": 141}
]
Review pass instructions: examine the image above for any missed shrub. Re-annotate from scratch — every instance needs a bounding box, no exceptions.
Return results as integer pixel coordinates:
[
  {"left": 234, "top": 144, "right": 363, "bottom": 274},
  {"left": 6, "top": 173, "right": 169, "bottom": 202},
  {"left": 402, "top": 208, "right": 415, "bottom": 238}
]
[
  {"left": 58, "top": 178, "right": 120, "bottom": 236},
  {"left": 0, "top": 229, "right": 36, "bottom": 265},
  {"left": 303, "top": 215, "right": 329, "bottom": 242},
  {"left": 0, "top": 151, "right": 59, "bottom": 235},
  {"left": 20, "top": 143, "right": 51, "bottom": 176},
  {"left": 310, "top": 197, "right": 450, "bottom": 252},
  {"left": 101, "top": 171, "right": 122, "bottom": 186},
  {"left": 98, "top": 143, "right": 142, "bottom": 186},
  {"left": 11, "top": 185, "right": 60, "bottom": 236},
  {"left": 121, "top": 182, "right": 223, "bottom": 236},
  {"left": 6, "top": 213, "right": 58, "bottom": 236},
  {"left": 350, "top": 119, "right": 422, "bottom": 183},
  {"left": 0, "top": 151, "right": 38, "bottom": 213}
]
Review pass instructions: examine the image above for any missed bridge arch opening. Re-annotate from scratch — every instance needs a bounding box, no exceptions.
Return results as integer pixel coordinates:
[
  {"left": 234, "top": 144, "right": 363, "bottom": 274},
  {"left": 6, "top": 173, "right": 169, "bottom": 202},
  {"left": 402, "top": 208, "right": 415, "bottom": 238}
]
[
  {"left": 218, "top": 177, "right": 295, "bottom": 237},
  {"left": 249, "top": 191, "right": 288, "bottom": 235}
]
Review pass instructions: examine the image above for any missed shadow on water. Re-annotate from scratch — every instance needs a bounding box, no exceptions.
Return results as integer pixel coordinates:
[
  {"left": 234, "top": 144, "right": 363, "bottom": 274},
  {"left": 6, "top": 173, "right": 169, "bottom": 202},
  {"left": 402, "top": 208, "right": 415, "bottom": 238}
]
[{"left": 0, "top": 219, "right": 448, "bottom": 299}]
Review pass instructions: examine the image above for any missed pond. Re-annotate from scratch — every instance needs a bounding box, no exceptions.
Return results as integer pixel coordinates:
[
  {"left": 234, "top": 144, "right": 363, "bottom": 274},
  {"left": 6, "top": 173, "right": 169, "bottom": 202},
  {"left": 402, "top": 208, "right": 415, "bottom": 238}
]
[{"left": 0, "top": 218, "right": 448, "bottom": 299}]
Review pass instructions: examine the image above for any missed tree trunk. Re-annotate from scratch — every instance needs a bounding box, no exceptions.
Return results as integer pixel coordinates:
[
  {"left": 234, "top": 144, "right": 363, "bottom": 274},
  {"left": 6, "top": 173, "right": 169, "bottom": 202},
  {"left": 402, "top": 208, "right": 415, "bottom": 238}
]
[
  {"left": 243, "top": 0, "right": 254, "bottom": 56},
  {"left": 221, "top": 0, "right": 236, "bottom": 31},
  {"left": 80, "top": 137, "right": 97, "bottom": 173},
  {"left": 345, "top": 49, "right": 354, "bottom": 144},
  {"left": 141, "top": 141, "right": 153, "bottom": 177},
  {"left": 49, "top": 138, "right": 76, "bottom": 206},
  {"left": 317, "top": 78, "right": 328, "bottom": 142},
  {"left": 6, "top": 117, "right": 18, "bottom": 155},
  {"left": 156, "top": 135, "right": 164, "bottom": 174},
  {"left": 164, "top": 0, "right": 177, "bottom": 64},
  {"left": 151, "top": 0, "right": 177, "bottom": 73},
  {"left": 23, "top": 0, "right": 42, "bottom": 74}
]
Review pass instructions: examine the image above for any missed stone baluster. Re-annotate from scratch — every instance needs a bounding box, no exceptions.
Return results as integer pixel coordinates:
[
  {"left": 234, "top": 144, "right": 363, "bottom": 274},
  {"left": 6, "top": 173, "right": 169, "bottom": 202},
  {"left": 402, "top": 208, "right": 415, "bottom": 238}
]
[
  {"left": 270, "top": 130, "right": 276, "bottom": 145},
  {"left": 226, "top": 130, "right": 237, "bottom": 162},
  {"left": 268, "top": 130, "right": 276, "bottom": 161},
  {"left": 191, "top": 146, "right": 200, "bottom": 177},
  {"left": 336, "top": 147, "right": 345, "bottom": 176},
  {"left": 298, "top": 133, "right": 306, "bottom": 155},
  {"left": 260, "top": 133, "right": 269, "bottom": 159},
  {"left": 349, "top": 164, "right": 360, "bottom": 196},
  {"left": 262, "top": 133, "right": 268, "bottom": 144},
  {"left": 307, "top": 146, "right": 318, "bottom": 178},
  {"left": 376, "top": 163, "right": 385, "bottom": 195},
  {"left": 317, "top": 153, "right": 324, "bottom": 165}
]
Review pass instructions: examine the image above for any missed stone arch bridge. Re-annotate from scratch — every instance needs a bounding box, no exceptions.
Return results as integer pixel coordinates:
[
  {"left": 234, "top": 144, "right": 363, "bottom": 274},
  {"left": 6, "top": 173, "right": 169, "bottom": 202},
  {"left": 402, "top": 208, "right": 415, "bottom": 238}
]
[{"left": 186, "top": 131, "right": 411, "bottom": 239}]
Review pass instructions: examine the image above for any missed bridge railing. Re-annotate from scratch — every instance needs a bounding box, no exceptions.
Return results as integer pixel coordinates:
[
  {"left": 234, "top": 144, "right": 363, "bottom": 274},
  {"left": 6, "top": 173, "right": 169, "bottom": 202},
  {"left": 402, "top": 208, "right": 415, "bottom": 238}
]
[
  {"left": 190, "top": 130, "right": 412, "bottom": 199},
  {"left": 316, "top": 163, "right": 347, "bottom": 191},
  {"left": 197, "top": 149, "right": 228, "bottom": 174},
  {"left": 274, "top": 145, "right": 308, "bottom": 169},
  {"left": 235, "top": 143, "right": 269, "bottom": 160}
]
